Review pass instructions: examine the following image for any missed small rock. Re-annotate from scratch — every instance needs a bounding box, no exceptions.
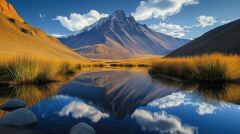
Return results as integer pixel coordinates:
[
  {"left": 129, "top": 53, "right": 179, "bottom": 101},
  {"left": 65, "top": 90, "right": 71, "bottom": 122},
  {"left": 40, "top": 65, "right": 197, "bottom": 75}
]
[
  {"left": 0, "top": 99, "right": 26, "bottom": 111},
  {"left": 70, "top": 122, "right": 95, "bottom": 134},
  {"left": 0, "top": 108, "right": 38, "bottom": 127}
]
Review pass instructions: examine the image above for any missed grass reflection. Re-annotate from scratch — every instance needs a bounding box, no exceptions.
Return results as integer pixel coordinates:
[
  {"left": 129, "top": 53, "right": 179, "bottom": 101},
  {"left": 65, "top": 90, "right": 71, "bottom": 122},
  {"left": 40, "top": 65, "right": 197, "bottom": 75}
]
[
  {"left": 0, "top": 83, "right": 62, "bottom": 116},
  {"left": 195, "top": 83, "right": 240, "bottom": 104},
  {"left": 153, "top": 76, "right": 240, "bottom": 104}
]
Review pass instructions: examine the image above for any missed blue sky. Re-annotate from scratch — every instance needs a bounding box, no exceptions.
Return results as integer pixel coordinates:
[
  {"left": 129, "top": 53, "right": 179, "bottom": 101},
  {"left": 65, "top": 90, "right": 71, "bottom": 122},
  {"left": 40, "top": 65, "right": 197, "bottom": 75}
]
[{"left": 8, "top": 0, "right": 240, "bottom": 39}]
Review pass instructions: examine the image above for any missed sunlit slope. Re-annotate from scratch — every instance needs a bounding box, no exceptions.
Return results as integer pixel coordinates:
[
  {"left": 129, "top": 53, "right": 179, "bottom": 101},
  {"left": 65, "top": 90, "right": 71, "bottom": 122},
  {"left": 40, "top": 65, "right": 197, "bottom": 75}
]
[
  {"left": 0, "top": 14, "right": 87, "bottom": 61},
  {"left": 0, "top": 0, "right": 24, "bottom": 22}
]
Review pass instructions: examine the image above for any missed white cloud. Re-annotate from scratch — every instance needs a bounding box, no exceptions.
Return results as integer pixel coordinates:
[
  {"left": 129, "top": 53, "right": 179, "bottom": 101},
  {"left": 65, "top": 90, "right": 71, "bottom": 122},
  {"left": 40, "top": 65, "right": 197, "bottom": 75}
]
[
  {"left": 58, "top": 100, "right": 109, "bottom": 123},
  {"left": 149, "top": 22, "right": 187, "bottom": 38},
  {"left": 55, "top": 10, "right": 108, "bottom": 32},
  {"left": 183, "top": 16, "right": 231, "bottom": 30},
  {"left": 149, "top": 15, "right": 231, "bottom": 37},
  {"left": 197, "top": 15, "right": 217, "bottom": 28},
  {"left": 132, "top": 0, "right": 199, "bottom": 21},
  {"left": 221, "top": 19, "right": 233, "bottom": 24},
  {"left": 132, "top": 109, "right": 196, "bottom": 134},
  {"left": 49, "top": 33, "right": 66, "bottom": 38},
  {"left": 39, "top": 13, "right": 46, "bottom": 21}
]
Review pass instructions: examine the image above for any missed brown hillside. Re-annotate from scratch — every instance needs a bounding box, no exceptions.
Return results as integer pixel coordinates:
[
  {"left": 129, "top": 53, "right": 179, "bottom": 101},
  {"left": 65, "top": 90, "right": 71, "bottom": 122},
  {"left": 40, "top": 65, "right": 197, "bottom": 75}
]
[{"left": 0, "top": 0, "right": 87, "bottom": 61}]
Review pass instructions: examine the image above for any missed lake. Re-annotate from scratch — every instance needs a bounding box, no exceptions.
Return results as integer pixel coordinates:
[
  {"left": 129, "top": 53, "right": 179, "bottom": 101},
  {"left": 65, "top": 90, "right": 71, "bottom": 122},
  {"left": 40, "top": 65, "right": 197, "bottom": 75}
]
[{"left": 1, "top": 69, "right": 240, "bottom": 134}]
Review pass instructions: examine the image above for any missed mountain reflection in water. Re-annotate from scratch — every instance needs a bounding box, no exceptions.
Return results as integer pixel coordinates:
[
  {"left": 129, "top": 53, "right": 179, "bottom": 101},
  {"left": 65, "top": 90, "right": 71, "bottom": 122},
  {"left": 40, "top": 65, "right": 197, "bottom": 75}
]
[
  {"left": 58, "top": 71, "right": 182, "bottom": 119},
  {"left": 1, "top": 70, "right": 240, "bottom": 134}
]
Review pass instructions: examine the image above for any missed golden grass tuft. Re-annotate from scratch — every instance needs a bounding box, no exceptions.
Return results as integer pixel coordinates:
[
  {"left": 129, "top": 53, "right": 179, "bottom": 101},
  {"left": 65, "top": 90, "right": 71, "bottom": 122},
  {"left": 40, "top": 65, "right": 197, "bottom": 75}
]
[
  {"left": 58, "top": 62, "right": 77, "bottom": 76},
  {"left": 0, "top": 57, "right": 56, "bottom": 84},
  {"left": 149, "top": 53, "right": 240, "bottom": 82},
  {"left": 0, "top": 55, "right": 85, "bottom": 84}
]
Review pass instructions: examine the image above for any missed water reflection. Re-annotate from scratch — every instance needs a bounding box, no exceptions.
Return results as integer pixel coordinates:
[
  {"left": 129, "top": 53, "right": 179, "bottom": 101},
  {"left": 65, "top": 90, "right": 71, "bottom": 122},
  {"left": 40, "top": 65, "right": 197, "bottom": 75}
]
[
  {"left": 153, "top": 76, "right": 240, "bottom": 104},
  {"left": 1, "top": 70, "right": 240, "bottom": 134},
  {"left": 59, "top": 70, "right": 182, "bottom": 119},
  {"left": 195, "top": 83, "right": 240, "bottom": 104},
  {"left": 132, "top": 109, "right": 196, "bottom": 134},
  {"left": 0, "top": 83, "right": 62, "bottom": 116},
  {"left": 58, "top": 98, "right": 109, "bottom": 122},
  {"left": 148, "top": 92, "right": 219, "bottom": 115}
]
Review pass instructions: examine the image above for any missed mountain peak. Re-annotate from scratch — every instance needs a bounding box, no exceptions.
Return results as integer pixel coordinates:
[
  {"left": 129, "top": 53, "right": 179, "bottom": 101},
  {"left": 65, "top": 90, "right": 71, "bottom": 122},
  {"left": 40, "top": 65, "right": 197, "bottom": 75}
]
[
  {"left": 111, "top": 10, "right": 125, "bottom": 17},
  {"left": 109, "top": 10, "right": 127, "bottom": 22},
  {"left": 0, "top": 0, "right": 24, "bottom": 22},
  {"left": 107, "top": 10, "right": 137, "bottom": 25}
]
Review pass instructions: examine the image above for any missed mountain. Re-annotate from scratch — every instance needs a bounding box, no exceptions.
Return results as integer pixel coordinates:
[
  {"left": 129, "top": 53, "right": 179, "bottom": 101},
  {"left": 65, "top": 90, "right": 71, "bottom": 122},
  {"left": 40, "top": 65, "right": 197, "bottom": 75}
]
[
  {"left": 60, "top": 10, "right": 189, "bottom": 59},
  {"left": 0, "top": 0, "right": 86, "bottom": 61},
  {"left": 168, "top": 19, "right": 240, "bottom": 57}
]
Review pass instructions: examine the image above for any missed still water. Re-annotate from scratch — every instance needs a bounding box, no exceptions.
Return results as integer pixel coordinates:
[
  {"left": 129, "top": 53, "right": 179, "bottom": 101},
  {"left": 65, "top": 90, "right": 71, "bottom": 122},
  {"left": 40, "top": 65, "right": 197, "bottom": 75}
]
[{"left": 1, "top": 70, "right": 240, "bottom": 134}]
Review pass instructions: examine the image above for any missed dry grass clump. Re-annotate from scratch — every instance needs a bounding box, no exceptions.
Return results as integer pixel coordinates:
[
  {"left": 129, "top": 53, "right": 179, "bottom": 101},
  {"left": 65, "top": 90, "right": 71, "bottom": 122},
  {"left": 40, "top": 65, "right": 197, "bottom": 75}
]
[
  {"left": 0, "top": 56, "right": 83, "bottom": 84},
  {"left": 58, "top": 62, "right": 76, "bottom": 76},
  {"left": 149, "top": 53, "right": 240, "bottom": 82},
  {"left": 0, "top": 57, "right": 55, "bottom": 84}
]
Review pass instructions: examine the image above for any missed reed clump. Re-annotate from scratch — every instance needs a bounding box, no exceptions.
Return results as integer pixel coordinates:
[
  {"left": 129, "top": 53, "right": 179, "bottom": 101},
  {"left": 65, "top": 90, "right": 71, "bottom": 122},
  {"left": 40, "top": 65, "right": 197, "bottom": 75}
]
[
  {"left": 149, "top": 53, "right": 240, "bottom": 83},
  {"left": 0, "top": 56, "right": 83, "bottom": 84},
  {"left": 58, "top": 62, "right": 76, "bottom": 76},
  {"left": 0, "top": 57, "right": 55, "bottom": 84}
]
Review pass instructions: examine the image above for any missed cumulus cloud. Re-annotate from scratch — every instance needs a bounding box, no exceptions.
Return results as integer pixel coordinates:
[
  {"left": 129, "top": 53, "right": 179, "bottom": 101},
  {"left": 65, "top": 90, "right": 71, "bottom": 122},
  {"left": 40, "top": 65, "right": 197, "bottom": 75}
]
[
  {"left": 58, "top": 100, "right": 109, "bottom": 122},
  {"left": 132, "top": 0, "right": 199, "bottom": 21},
  {"left": 197, "top": 15, "right": 217, "bottom": 28},
  {"left": 184, "top": 16, "right": 232, "bottom": 29},
  {"left": 149, "top": 15, "right": 232, "bottom": 37},
  {"left": 49, "top": 33, "right": 66, "bottom": 38},
  {"left": 149, "top": 22, "right": 187, "bottom": 38},
  {"left": 132, "top": 109, "right": 196, "bottom": 134},
  {"left": 55, "top": 10, "right": 108, "bottom": 32}
]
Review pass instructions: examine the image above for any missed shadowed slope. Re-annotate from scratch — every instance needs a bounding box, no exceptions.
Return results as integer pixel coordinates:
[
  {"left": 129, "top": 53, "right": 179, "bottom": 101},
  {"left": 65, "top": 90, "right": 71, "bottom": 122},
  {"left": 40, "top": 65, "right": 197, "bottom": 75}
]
[{"left": 168, "top": 19, "right": 240, "bottom": 57}]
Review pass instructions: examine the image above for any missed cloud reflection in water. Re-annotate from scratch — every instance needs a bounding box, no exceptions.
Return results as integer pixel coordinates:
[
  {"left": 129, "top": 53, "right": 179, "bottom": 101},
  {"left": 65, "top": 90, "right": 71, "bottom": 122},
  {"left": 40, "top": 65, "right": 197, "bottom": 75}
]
[
  {"left": 148, "top": 92, "right": 238, "bottom": 115},
  {"left": 132, "top": 109, "right": 196, "bottom": 134},
  {"left": 57, "top": 96, "right": 109, "bottom": 123}
]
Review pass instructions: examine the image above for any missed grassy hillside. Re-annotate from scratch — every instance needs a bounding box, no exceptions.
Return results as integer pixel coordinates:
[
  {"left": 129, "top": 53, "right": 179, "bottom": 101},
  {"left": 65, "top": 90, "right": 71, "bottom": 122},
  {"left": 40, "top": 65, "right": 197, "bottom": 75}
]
[
  {"left": 0, "top": 12, "right": 91, "bottom": 84},
  {"left": 0, "top": 13, "right": 87, "bottom": 62}
]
